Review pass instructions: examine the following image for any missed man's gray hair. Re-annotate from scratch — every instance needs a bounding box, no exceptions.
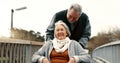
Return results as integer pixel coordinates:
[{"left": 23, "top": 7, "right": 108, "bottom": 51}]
[
  {"left": 54, "top": 20, "right": 71, "bottom": 37},
  {"left": 69, "top": 3, "right": 82, "bottom": 13}
]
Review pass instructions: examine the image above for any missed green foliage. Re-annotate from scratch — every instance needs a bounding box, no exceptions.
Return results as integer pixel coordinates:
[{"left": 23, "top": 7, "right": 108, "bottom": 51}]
[{"left": 11, "top": 28, "right": 45, "bottom": 42}]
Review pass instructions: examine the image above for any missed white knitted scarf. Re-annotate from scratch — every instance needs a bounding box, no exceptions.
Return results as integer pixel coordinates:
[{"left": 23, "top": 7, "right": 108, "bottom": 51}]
[{"left": 52, "top": 37, "right": 71, "bottom": 53}]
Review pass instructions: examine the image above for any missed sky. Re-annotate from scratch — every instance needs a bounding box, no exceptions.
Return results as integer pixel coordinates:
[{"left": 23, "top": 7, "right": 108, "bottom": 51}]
[{"left": 0, "top": 0, "right": 120, "bottom": 38}]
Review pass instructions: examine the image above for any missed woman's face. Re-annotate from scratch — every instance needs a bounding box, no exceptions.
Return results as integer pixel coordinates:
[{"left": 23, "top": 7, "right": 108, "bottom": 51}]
[{"left": 55, "top": 24, "right": 67, "bottom": 40}]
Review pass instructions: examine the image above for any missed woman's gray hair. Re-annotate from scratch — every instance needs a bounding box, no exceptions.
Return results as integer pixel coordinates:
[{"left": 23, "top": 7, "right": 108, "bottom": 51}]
[
  {"left": 54, "top": 20, "right": 71, "bottom": 37},
  {"left": 69, "top": 3, "right": 82, "bottom": 13}
]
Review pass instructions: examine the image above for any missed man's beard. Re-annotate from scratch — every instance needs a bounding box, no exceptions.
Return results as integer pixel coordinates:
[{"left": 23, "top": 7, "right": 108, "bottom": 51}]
[{"left": 68, "top": 20, "right": 75, "bottom": 23}]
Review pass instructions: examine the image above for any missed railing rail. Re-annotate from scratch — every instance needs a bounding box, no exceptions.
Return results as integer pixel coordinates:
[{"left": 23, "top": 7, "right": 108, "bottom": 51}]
[
  {"left": 0, "top": 38, "right": 44, "bottom": 63},
  {"left": 93, "top": 57, "right": 110, "bottom": 63},
  {"left": 92, "top": 40, "right": 120, "bottom": 63}
]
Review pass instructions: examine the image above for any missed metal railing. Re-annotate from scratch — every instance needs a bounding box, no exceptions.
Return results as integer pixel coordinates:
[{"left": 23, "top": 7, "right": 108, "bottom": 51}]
[
  {"left": 0, "top": 38, "right": 44, "bottom": 63},
  {"left": 92, "top": 40, "right": 120, "bottom": 63},
  {"left": 2, "top": 38, "right": 120, "bottom": 63}
]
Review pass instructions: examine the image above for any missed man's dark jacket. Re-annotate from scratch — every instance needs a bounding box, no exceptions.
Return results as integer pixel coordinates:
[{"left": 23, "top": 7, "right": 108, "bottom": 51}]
[{"left": 46, "top": 9, "right": 91, "bottom": 48}]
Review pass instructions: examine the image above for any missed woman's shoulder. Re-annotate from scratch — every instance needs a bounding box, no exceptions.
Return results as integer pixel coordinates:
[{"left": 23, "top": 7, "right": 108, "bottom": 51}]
[
  {"left": 44, "top": 40, "right": 53, "bottom": 46},
  {"left": 70, "top": 40, "right": 84, "bottom": 50},
  {"left": 70, "top": 40, "right": 80, "bottom": 46}
]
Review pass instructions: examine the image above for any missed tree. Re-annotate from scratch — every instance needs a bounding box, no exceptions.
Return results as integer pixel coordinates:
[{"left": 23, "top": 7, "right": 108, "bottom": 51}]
[
  {"left": 11, "top": 28, "right": 45, "bottom": 42},
  {"left": 87, "top": 27, "right": 120, "bottom": 53}
]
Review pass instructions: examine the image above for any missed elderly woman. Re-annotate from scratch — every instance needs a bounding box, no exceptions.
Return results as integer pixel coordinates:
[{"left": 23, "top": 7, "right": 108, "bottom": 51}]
[{"left": 32, "top": 20, "right": 91, "bottom": 63}]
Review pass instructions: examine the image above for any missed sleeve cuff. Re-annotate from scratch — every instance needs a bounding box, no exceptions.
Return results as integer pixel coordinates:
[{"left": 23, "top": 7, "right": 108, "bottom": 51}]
[
  {"left": 39, "top": 56, "right": 45, "bottom": 63},
  {"left": 73, "top": 56, "right": 79, "bottom": 63}
]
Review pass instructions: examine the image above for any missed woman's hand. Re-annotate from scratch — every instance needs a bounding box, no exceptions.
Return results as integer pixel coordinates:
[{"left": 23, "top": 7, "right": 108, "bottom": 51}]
[
  {"left": 42, "top": 58, "right": 50, "bottom": 63},
  {"left": 68, "top": 57, "right": 76, "bottom": 63}
]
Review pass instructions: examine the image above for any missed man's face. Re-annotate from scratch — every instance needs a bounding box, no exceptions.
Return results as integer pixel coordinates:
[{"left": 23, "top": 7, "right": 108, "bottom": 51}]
[{"left": 67, "top": 8, "right": 80, "bottom": 23}]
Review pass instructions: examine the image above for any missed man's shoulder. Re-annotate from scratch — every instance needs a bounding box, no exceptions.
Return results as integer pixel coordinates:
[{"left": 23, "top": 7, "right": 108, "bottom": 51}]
[
  {"left": 54, "top": 9, "right": 67, "bottom": 20},
  {"left": 81, "top": 12, "right": 88, "bottom": 18},
  {"left": 56, "top": 9, "right": 67, "bottom": 15}
]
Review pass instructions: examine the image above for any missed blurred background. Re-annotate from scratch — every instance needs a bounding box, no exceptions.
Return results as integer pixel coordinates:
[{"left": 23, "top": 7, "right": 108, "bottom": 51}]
[{"left": 0, "top": 0, "right": 120, "bottom": 49}]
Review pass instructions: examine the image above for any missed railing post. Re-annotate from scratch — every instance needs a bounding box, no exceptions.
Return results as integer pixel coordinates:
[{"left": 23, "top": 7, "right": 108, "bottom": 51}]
[{"left": 26, "top": 44, "right": 31, "bottom": 63}]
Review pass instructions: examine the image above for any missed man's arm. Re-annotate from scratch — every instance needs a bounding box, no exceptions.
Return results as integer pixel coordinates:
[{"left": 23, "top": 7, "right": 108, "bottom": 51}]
[
  {"left": 45, "top": 14, "right": 56, "bottom": 41},
  {"left": 79, "top": 16, "right": 91, "bottom": 49}
]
